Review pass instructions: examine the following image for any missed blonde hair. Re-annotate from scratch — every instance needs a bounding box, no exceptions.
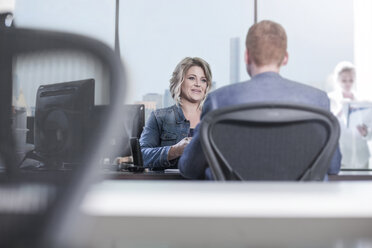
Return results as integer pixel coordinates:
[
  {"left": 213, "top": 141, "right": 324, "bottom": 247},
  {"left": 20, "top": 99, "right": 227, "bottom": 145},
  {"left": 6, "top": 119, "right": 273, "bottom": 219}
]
[
  {"left": 169, "top": 57, "right": 212, "bottom": 109},
  {"left": 332, "top": 61, "right": 356, "bottom": 91},
  {"left": 334, "top": 61, "right": 355, "bottom": 81},
  {"left": 246, "top": 20, "right": 287, "bottom": 67}
]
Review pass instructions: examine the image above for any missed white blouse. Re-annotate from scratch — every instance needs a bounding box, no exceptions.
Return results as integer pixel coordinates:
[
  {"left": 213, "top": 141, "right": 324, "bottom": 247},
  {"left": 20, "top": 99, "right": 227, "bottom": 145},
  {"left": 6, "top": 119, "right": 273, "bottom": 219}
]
[{"left": 328, "top": 90, "right": 371, "bottom": 169}]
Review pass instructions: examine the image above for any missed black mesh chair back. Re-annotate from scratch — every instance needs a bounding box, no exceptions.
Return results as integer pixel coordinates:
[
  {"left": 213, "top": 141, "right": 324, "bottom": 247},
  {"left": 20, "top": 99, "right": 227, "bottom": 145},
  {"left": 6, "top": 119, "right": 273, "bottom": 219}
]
[{"left": 200, "top": 103, "right": 340, "bottom": 181}]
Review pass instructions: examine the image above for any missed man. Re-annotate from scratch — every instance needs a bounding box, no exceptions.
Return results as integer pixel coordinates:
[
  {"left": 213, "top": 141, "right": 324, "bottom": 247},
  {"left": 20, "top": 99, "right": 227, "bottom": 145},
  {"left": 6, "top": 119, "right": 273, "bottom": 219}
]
[{"left": 178, "top": 20, "right": 341, "bottom": 179}]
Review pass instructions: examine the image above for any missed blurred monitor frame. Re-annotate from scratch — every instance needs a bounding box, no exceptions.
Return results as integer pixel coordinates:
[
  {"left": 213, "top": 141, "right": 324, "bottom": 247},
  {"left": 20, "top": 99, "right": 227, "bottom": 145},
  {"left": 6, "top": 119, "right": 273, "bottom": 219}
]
[{"left": 34, "top": 78, "right": 95, "bottom": 167}]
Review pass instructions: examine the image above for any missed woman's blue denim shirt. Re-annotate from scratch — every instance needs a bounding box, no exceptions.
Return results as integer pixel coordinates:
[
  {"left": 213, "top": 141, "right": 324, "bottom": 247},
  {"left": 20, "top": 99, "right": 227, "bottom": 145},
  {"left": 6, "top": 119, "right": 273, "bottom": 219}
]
[{"left": 139, "top": 104, "right": 190, "bottom": 168}]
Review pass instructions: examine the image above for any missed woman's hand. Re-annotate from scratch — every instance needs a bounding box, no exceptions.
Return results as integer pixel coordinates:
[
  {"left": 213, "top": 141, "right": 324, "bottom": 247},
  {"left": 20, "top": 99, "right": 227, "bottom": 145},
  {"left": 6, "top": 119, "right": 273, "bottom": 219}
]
[
  {"left": 168, "top": 137, "right": 192, "bottom": 161},
  {"left": 357, "top": 124, "right": 368, "bottom": 137}
]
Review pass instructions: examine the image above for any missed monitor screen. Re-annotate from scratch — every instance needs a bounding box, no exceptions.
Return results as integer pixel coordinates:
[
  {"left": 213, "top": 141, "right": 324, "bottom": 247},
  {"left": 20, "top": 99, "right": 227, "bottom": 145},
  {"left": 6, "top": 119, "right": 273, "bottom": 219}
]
[{"left": 92, "top": 104, "right": 145, "bottom": 159}]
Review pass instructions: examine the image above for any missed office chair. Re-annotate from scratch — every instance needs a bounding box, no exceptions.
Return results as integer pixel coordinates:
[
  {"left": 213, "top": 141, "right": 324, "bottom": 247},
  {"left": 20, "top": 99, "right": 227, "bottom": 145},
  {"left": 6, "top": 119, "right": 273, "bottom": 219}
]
[
  {"left": 0, "top": 27, "right": 125, "bottom": 248},
  {"left": 200, "top": 103, "right": 340, "bottom": 181}
]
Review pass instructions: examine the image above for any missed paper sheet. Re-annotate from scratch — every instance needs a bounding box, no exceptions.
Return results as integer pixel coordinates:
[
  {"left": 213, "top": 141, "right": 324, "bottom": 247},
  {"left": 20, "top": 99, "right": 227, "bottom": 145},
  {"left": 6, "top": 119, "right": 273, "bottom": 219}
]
[{"left": 346, "top": 101, "right": 372, "bottom": 129}]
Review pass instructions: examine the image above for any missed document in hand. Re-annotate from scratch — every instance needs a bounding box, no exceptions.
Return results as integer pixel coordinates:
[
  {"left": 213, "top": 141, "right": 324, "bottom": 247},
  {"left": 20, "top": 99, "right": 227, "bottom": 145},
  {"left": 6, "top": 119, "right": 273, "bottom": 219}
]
[{"left": 346, "top": 101, "right": 372, "bottom": 129}]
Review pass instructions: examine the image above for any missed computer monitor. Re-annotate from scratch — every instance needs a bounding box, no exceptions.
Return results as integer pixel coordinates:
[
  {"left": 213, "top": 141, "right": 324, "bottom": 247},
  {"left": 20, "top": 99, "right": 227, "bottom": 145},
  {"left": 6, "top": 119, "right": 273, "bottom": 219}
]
[
  {"left": 122, "top": 104, "right": 145, "bottom": 143},
  {"left": 34, "top": 79, "right": 95, "bottom": 167},
  {"left": 122, "top": 104, "right": 145, "bottom": 156},
  {"left": 92, "top": 104, "right": 145, "bottom": 159}
]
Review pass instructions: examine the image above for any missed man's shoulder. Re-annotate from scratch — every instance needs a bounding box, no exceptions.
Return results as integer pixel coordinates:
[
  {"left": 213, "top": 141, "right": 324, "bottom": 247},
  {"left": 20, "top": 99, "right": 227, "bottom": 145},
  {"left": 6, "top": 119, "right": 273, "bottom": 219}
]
[
  {"left": 209, "top": 77, "right": 327, "bottom": 98},
  {"left": 208, "top": 81, "right": 249, "bottom": 98},
  {"left": 205, "top": 74, "right": 329, "bottom": 111},
  {"left": 286, "top": 78, "right": 327, "bottom": 95},
  {"left": 276, "top": 77, "right": 330, "bottom": 110},
  {"left": 202, "top": 81, "right": 250, "bottom": 114}
]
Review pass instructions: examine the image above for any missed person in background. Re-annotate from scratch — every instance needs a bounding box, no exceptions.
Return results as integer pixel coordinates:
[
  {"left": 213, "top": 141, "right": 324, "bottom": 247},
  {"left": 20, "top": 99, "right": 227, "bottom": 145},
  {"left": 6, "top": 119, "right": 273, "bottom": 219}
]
[
  {"left": 139, "top": 57, "right": 212, "bottom": 169},
  {"left": 178, "top": 20, "right": 341, "bottom": 179},
  {"left": 328, "top": 61, "right": 371, "bottom": 169}
]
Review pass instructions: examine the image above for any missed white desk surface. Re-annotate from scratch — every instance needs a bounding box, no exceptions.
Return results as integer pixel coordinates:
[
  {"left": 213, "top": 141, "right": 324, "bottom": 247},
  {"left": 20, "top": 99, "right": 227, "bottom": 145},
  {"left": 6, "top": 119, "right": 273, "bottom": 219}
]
[
  {"left": 81, "top": 180, "right": 372, "bottom": 218},
  {"left": 67, "top": 181, "right": 372, "bottom": 248}
]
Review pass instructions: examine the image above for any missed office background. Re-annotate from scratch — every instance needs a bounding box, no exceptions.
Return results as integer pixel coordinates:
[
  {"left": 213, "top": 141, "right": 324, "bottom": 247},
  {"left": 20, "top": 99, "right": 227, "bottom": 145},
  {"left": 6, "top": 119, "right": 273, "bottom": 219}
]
[
  {"left": 12, "top": 0, "right": 358, "bottom": 102},
  {"left": 5, "top": 0, "right": 372, "bottom": 167}
]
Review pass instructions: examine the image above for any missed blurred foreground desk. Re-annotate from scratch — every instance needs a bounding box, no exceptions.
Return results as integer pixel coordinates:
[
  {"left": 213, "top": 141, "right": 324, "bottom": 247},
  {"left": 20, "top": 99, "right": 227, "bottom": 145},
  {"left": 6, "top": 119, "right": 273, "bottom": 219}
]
[{"left": 73, "top": 181, "right": 372, "bottom": 248}]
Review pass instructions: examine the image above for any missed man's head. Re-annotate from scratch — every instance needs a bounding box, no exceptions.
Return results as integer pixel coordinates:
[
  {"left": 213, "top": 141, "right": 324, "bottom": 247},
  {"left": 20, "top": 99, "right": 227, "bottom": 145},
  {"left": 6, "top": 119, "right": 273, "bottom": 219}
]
[{"left": 245, "top": 20, "right": 288, "bottom": 76}]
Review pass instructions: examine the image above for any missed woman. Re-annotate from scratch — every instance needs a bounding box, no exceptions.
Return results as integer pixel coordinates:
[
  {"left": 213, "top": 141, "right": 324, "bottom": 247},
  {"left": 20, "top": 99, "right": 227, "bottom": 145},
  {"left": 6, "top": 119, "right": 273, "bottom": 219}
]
[
  {"left": 328, "top": 61, "right": 371, "bottom": 169},
  {"left": 139, "top": 57, "right": 212, "bottom": 169}
]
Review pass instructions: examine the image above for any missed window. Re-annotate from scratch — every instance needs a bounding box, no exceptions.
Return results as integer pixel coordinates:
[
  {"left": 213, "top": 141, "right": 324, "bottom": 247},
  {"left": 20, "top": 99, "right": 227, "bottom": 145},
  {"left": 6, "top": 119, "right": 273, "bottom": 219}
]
[
  {"left": 11, "top": 0, "right": 372, "bottom": 170},
  {"left": 119, "top": 0, "right": 254, "bottom": 106},
  {"left": 259, "top": 0, "right": 372, "bottom": 170}
]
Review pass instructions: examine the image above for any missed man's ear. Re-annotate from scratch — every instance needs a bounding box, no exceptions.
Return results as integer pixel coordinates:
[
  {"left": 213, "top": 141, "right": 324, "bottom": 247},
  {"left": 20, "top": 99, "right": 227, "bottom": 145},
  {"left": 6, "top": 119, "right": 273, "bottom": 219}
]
[
  {"left": 281, "top": 52, "right": 289, "bottom": 66},
  {"left": 244, "top": 49, "right": 249, "bottom": 65}
]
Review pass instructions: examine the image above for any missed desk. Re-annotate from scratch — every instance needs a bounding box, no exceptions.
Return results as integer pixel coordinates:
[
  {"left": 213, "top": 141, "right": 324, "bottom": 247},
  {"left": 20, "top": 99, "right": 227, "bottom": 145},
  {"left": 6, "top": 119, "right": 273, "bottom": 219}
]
[
  {"left": 104, "top": 169, "right": 184, "bottom": 180},
  {"left": 70, "top": 181, "right": 372, "bottom": 248},
  {"left": 329, "top": 170, "right": 372, "bottom": 181},
  {"left": 104, "top": 169, "right": 372, "bottom": 181}
]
